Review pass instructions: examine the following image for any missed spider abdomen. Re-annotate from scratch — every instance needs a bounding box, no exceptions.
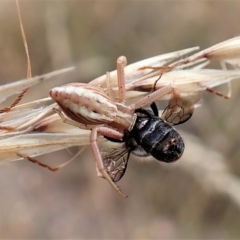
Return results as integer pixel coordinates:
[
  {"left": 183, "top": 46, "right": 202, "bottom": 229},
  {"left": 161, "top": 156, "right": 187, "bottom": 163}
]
[{"left": 49, "top": 83, "right": 118, "bottom": 125}]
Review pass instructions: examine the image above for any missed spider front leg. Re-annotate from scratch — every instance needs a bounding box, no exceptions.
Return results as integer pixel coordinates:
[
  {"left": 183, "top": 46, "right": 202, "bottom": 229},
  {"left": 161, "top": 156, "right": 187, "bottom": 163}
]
[
  {"left": 89, "top": 127, "right": 127, "bottom": 198},
  {"left": 129, "top": 84, "right": 175, "bottom": 112},
  {"left": 114, "top": 56, "right": 177, "bottom": 113},
  {"left": 105, "top": 56, "right": 127, "bottom": 103},
  {"left": 116, "top": 56, "right": 127, "bottom": 103},
  {"left": 130, "top": 85, "right": 200, "bottom": 125},
  {"left": 103, "top": 55, "right": 127, "bottom": 103}
]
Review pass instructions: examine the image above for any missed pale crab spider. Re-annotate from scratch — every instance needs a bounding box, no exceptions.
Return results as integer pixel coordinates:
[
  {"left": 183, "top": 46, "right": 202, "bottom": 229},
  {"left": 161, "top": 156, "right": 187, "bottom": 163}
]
[{"left": 49, "top": 56, "right": 194, "bottom": 198}]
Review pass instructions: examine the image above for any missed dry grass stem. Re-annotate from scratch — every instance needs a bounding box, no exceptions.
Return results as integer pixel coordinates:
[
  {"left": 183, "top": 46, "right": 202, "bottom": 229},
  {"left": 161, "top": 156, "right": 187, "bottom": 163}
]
[
  {"left": 0, "top": 37, "right": 240, "bottom": 206},
  {"left": 1, "top": 38, "right": 240, "bottom": 160}
]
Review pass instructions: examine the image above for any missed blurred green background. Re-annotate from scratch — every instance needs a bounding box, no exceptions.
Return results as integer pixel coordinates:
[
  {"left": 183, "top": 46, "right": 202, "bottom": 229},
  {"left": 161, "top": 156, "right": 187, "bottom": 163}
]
[{"left": 0, "top": 0, "right": 240, "bottom": 238}]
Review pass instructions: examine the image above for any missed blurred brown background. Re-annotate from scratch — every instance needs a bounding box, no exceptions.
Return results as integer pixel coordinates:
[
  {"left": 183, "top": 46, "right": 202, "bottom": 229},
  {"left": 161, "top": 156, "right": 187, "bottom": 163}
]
[{"left": 0, "top": 0, "right": 240, "bottom": 239}]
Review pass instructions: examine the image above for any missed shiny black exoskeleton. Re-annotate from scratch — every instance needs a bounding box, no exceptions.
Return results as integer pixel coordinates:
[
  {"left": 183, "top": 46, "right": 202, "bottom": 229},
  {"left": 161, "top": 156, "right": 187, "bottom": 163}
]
[
  {"left": 127, "top": 108, "right": 184, "bottom": 163},
  {"left": 103, "top": 102, "right": 185, "bottom": 182}
]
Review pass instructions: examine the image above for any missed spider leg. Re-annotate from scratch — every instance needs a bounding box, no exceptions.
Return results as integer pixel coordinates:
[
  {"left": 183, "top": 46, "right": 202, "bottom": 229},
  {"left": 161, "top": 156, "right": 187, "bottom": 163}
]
[
  {"left": 90, "top": 127, "right": 127, "bottom": 198},
  {"left": 129, "top": 84, "right": 174, "bottom": 112},
  {"left": 53, "top": 108, "right": 96, "bottom": 130},
  {"left": 116, "top": 56, "right": 127, "bottom": 103},
  {"left": 16, "top": 147, "right": 86, "bottom": 171},
  {"left": 103, "top": 56, "right": 127, "bottom": 103}
]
